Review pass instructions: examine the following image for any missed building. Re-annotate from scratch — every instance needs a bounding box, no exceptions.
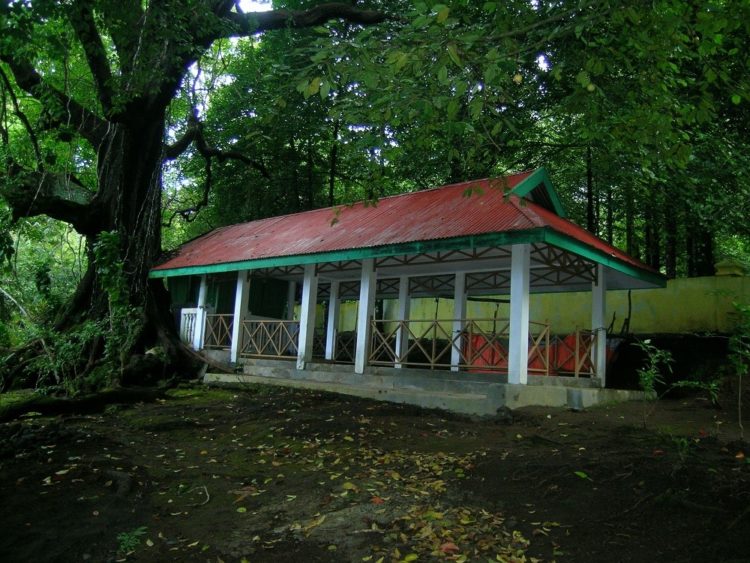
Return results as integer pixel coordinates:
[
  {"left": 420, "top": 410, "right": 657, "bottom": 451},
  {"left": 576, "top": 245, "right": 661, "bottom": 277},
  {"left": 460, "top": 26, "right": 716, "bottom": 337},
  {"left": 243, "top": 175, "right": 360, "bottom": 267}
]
[{"left": 151, "top": 169, "right": 664, "bottom": 412}]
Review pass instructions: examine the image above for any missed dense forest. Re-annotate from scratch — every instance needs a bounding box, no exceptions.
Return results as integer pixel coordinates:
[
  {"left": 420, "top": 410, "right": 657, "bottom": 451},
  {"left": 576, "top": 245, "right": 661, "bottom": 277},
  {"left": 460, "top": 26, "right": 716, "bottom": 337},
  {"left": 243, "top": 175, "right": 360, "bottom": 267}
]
[{"left": 1, "top": 0, "right": 748, "bottom": 390}]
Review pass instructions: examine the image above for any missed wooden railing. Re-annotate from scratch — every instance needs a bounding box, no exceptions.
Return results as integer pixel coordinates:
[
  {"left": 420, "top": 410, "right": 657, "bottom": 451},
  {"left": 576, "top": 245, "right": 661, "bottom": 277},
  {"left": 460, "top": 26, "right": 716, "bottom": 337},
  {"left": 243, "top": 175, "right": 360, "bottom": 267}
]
[
  {"left": 369, "top": 318, "right": 551, "bottom": 374},
  {"left": 240, "top": 319, "right": 300, "bottom": 359},
  {"left": 334, "top": 331, "right": 357, "bottom": 363},
  {"left": 204, "top": 314, "right": 233, "bottom": 349},
  {"left": 228, "top": 315, "right": 596, "bottom": 376},
  {"left": 550, "top": 329, "right": 596, "bottom": 377}
]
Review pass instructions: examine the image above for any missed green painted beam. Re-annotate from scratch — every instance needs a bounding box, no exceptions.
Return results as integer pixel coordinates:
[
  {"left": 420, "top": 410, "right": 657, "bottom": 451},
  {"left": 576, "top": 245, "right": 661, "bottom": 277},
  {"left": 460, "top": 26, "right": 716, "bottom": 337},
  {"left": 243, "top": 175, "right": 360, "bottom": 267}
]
[
  {"left": 149, "top": 229, "right": 546, "bottom": 278},
  {"left": 542, "top": 229, "right": 666, "bottom": 287}
]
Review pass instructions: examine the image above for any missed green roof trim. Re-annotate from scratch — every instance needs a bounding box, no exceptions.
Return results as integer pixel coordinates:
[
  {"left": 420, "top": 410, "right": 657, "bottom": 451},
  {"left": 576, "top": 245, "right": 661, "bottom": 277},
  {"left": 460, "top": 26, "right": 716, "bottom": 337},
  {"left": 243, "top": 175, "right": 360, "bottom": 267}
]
[
  {"left": 149, "top": 229, "right": 547, "bottom": 279},
  {"left": 510, "top": 168, "right": 567, "bottom": 218},
  {"left": 542, "top": 229, "right": 666, "bottom": 287},
  {"left": 150, "top": 226, "right": 664, "bottom": 288}
]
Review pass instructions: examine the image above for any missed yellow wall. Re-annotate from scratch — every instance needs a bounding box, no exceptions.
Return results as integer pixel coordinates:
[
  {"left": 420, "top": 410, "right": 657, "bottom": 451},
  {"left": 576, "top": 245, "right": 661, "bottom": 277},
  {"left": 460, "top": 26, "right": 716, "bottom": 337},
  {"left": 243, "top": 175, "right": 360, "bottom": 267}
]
[{"left": 335, "top": 275, "right": 749, "bottom": 335}]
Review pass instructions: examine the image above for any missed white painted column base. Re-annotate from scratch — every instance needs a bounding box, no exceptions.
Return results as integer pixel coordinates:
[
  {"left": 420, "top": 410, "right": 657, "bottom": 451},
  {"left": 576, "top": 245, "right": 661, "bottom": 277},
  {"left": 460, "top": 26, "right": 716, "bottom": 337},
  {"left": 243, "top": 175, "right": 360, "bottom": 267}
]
[
  {"left": 193, "top": 274, "right": 208, "bottom": 351},
  {"left": 230, "top": 271, "right": 250, "bottom": 363},
  {"left": 508, "top": 244, "right": 531, "bottom": 385},
  {"left": 451, "top": 272, "right": 467, "bottom": 371},
  {"left": 591, "top": 263, "right": 607, "bottom": 387},
  {"left": 325, "top": 280, "right": 340, "bottom": 361},
  {"left": 354, "top": 259, "right": 376, "bottom": 374},
  {"left": 297, "top": 264, "right": 318, "bottom": 370},
  {"left": 395, "top": 275, "right": 410, "bottom": 369}
]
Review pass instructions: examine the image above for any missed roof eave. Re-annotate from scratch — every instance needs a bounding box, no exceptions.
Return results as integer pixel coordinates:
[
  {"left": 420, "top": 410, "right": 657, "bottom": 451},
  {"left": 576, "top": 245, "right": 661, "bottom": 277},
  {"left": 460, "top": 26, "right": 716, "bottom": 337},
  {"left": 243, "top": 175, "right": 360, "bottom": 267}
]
[{"left": 149, "top": 229, "right": 548, "bottom": 279}]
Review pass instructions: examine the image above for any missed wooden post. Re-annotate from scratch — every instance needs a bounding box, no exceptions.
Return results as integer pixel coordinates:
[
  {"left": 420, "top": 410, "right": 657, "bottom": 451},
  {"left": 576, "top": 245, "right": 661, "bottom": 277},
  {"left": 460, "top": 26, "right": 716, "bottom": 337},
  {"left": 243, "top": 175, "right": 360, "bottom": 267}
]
[
  {"left": 325, "top": 280, "right": 340, "bottom": 360},
  {"left": 230, "top": 271, "right": 250, "bottom": 363},
  {"left": 395, "top": 275, "right": 410, "bottom": 368},
  {"left": 354, "top": 259, "right": 376, "bottom": 374},
  {"left": 296, "top": 264, "right": 318, "bottom": 370},
  {"left": 591, "top": 263, "right": 607, "bottom": 387},
  {"left": 508, "top": 244, "right": 530, "bottom": 384},
  {"left": 193, "top": 274, "right": 208, "bottom": 351},
  {"left": 451, "top": 271, "right": 467, "bottom": 371}
]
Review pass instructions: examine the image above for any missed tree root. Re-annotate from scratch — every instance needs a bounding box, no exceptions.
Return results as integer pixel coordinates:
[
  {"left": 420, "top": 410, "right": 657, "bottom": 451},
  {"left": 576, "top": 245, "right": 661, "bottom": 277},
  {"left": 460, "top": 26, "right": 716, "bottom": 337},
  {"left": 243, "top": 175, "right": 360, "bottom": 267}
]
[{"left": 0, "top": 387, "right": 166, "bottom": 423}]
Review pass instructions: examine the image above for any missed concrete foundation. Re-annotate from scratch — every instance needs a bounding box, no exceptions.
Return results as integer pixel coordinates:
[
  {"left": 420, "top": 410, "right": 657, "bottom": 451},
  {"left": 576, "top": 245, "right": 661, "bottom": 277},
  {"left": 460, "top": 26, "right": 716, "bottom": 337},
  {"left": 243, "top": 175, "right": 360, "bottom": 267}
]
[{"left": 204, "top": 359, "right": 644, "bottom": 416}]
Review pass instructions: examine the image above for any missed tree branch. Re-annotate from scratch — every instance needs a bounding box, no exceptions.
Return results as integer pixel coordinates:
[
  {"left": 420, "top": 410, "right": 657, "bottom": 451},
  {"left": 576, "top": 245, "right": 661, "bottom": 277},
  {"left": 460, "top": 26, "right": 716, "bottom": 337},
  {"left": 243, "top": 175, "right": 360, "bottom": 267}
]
[
  {"left": 0, "top": 66, "right": 43, "bottom": 170},
  {"left": 1, "top": 165, "right": 99, "bottom": 235},
  {"left": 164, "top": 156, "right": 213, "bottom": 227},
  {"left": 164, "top": 114, "right": 270, "bottom": 178},
  {"left": 0, "top": 54, "right": 108, "bottom": 149},
  {"left": 68, "top": 0, "right": 115, "bottom": 114},
  {"left": 218, "top": 3, "right": 390, "bottom": 38},
  {"left": 97, "top": 0, "right": 144, "bottom": 74}
]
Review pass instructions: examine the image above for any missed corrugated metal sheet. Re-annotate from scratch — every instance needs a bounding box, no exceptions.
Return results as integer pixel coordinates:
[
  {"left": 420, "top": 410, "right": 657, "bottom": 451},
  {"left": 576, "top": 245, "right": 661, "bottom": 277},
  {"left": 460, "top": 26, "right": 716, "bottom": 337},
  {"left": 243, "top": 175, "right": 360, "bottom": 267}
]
[{"left": 152, "top": 170, "right": 653, "bottom": 275}]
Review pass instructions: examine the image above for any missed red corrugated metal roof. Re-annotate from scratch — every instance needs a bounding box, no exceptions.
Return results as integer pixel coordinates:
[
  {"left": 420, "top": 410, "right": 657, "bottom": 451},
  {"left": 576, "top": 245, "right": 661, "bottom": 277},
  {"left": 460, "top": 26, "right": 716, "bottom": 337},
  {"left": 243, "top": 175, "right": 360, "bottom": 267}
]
[{"left": 152, "top": 170, "right": 655, "bottom": 276}]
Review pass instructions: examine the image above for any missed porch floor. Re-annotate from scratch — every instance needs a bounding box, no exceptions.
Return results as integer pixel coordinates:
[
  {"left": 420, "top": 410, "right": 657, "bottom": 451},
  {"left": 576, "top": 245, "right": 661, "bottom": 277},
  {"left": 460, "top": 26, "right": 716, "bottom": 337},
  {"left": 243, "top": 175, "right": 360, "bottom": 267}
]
[{"left": 204, "top": 359, "right": 643, "bottom": 416}]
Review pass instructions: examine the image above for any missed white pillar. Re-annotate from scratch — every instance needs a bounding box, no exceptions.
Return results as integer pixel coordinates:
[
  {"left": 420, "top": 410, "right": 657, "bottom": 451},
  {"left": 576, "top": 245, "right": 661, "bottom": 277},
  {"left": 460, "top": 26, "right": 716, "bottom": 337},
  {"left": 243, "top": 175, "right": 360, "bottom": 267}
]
[
  {"left": 193, "top": 274, "right": 208, "bottom": 350},
  {"left": 325, "top": 280, "right": 340, "bottom": 360},
  {"left": 591, "top": 263, "right": 607, "bottom": 387},
  {"left": 451, "top": 272, "right": 467, "bottom": 371},
  {"left": 395, "top": 275, "right": 410, "bottom": 368},
  {"left": 286, "top": 281, "right": 297, "bottom": 320},
  {"left": 296, "top": 264, "right": 318, "bottom": 369},
  {"left": 230, "top": 271, "right": 251, "bottom": 363},
  {"left": 354, "top": 259, "right": 376, "bottom": 374},
  {"left": 508, "top": 244, "right": 531, "bottom": 384}
]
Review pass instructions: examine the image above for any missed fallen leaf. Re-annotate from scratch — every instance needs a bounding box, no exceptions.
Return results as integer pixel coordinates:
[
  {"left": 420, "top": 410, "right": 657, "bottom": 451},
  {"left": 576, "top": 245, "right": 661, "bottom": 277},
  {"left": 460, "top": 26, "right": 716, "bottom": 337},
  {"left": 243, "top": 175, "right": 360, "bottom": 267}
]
[
  {"left": 371, "top": 496, "right": 385, "bottom": 505},
  {"left": 440, "top": 542, "right": 460, "bottom": 554},
  {"left": 303, "top": 514, "right": 326, "bottom": 534}
]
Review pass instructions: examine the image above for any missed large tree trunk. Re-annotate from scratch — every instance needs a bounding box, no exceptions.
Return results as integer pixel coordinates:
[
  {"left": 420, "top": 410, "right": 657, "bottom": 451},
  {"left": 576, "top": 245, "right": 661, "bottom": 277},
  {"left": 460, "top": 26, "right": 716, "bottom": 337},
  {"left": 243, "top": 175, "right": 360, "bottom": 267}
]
[{"left": 55, "top": 110, "right": 197, "bottom": 381}]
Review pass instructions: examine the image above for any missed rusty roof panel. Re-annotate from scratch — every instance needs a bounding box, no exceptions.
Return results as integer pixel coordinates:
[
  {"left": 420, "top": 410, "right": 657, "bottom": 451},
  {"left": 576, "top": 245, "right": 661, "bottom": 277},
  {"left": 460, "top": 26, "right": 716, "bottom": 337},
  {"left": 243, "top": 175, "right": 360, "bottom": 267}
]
[
  {"left": 154, "top": 173, "right": 533, "bottom": 271},
  {"left": 152, "top": 170, "right": 655, "bottom": 277}
]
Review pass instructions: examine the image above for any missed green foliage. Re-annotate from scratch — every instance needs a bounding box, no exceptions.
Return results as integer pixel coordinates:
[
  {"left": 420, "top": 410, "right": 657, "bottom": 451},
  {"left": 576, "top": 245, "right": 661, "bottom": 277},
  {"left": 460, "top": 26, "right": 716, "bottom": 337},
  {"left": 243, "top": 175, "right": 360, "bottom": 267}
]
[
  {"left": 635, "top": 339, "right": 674, "bottom": 398},
  {"left": 634, "top": 338, "right": 674, "bottom": 427},
  {"left": 93, "top": 231, "right": 142, "bottom": 373},
  {"left": 729, "top": 302, "right": 750, "bottom": 378},
  {"left": 729, "top": 302, "right": 750, "bottom": 439},
  {"left": 116, "top": 526, "right": 147, "bottom": 555},
  {"left": 27, "top": 320, "right": 103, "bottom": 392}
]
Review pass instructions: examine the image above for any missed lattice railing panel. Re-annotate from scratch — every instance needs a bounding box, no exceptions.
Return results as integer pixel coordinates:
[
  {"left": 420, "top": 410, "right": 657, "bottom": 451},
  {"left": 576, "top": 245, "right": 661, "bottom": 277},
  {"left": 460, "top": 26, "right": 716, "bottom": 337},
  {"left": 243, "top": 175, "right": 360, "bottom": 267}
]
[
  {"left": 204, "top": 314, "right": 233, "bottom": 349},
  {"left": 241, "top": 320, "right": 300, "bottom": 359},
  {"left": 369, "top": 318, "right": 550, "bottom": 374}
]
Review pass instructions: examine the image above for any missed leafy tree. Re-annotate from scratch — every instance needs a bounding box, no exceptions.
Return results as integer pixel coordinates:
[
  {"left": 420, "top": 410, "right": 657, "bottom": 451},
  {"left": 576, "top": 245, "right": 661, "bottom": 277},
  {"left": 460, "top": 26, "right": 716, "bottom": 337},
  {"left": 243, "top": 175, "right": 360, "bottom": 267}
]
[{"left": 0, "top": 0, "right": 390, "bottom": 384}]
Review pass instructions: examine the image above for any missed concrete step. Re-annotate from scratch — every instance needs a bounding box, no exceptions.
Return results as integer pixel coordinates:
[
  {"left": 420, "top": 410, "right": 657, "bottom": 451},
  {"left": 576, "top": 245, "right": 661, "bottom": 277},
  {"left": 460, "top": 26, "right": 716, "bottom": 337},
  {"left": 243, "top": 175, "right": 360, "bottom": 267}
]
[{"left": 204, "top": 372, "right": 496, "bottom": 416}]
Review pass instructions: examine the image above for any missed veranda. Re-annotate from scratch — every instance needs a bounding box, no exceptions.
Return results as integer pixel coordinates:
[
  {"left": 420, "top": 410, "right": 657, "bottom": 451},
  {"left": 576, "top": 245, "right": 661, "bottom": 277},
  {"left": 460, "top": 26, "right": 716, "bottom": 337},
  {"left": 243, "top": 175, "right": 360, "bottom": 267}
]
[{"left": 152, "top": 169, "right": 664, "bottom": 405}]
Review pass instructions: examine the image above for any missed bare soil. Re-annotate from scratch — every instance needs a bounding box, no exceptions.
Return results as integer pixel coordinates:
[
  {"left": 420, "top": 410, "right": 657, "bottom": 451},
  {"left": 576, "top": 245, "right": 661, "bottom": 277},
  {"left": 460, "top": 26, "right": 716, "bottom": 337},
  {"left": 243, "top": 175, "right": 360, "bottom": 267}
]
[{"left": 1, "top": 381, "right": 749, "bottom": 562}]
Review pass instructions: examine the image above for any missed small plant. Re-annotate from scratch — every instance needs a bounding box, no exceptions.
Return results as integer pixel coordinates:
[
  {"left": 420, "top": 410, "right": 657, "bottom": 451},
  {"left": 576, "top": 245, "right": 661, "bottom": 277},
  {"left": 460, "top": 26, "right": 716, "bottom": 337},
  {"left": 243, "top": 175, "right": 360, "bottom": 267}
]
[
  {"left": 116, "top": 526, "right": 147, "bottom": 555},
  {"left": 729, "top": 302, "right": 750, "bottom": 440},
  {"left": 634, "top": 338, "right": 674, "bottom": 427}
]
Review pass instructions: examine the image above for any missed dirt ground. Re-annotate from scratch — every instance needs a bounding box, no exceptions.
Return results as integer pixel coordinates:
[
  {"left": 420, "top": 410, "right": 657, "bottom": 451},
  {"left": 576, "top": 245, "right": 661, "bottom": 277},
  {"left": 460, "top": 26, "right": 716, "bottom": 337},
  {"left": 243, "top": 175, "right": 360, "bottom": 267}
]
[{"left": 1, "top": 381, "right": 749, "bottom": 563}]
